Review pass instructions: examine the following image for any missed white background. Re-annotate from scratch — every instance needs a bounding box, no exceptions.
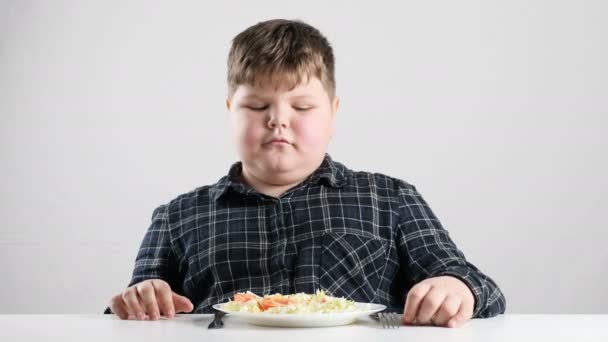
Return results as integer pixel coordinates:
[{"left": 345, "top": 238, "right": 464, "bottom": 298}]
[{"left": 1, "top": 0, "right": 606, "bottom": 314}]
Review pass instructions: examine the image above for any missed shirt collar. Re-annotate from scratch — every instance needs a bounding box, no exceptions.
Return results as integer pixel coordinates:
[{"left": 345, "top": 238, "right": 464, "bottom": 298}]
[{"left": 210, "top": 153, "right": 348, "bottom": 201}]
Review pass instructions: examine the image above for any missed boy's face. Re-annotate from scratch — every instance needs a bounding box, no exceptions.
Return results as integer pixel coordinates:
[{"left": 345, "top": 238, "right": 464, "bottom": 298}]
[{"left": 226, "top": 76, "right": 339, "bottom": 185}]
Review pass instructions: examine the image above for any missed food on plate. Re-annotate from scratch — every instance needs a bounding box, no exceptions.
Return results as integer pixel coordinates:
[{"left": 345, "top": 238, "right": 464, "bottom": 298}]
[{"left": 220, "top": 290, "right": 357, "bottom": 314}]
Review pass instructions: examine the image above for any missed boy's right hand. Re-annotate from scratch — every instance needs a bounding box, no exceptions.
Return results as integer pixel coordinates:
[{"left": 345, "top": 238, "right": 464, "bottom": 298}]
[{"left": 109, "top": 279, "right": 194, "bottom": 320}]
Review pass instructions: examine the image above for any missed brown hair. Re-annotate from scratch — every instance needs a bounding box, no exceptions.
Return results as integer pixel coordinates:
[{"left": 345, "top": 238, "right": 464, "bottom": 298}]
[{"left": 227, "top": 19, "right": 336, "bottom": 99}]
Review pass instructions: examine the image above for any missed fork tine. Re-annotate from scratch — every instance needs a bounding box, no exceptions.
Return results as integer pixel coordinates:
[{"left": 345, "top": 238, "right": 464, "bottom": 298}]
[
  {"left": 377, "top": 311, "right": 402, "bottom": 329},
  {"left": 392, "top": 313, "right": 401, "bottom": 329},
  {"left": 384, "top": 312, "right": 399, "bottom": 329}
]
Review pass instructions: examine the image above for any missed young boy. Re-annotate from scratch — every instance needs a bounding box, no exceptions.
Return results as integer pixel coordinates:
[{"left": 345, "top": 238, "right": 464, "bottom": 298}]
[{"left": 107, "top": 19, "right": 506, "bottom": 328}]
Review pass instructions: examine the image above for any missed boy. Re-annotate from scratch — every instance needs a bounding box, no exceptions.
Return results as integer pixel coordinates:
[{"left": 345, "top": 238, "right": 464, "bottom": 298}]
[{"left": 107, "top": 19, "right": 505, "bottom": 328}]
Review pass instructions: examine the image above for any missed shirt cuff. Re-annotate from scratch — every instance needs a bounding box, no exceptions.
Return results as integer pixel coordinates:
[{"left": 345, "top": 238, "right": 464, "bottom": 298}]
[{"left": 431, "top": 267, "right": 484, "bottom": 318}]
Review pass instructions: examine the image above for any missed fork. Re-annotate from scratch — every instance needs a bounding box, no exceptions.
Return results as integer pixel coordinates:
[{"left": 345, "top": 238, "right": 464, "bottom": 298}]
[
  {"left": 373, "top": 312, "right": 401, "bottom": 329},
  {"left": 207, "top": 310, "right": 226, "bottom": 329}
]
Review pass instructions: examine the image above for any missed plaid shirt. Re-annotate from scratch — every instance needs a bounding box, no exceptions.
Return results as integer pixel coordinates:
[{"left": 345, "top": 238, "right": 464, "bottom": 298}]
[{"left": 109, "top": 154, "right": 505, "bottom": 317}]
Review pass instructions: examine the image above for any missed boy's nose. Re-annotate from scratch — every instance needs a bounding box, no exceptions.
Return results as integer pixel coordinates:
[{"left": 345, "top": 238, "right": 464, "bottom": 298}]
[{"left": 267, "top": 111, "right": 290, "bottom": 129}]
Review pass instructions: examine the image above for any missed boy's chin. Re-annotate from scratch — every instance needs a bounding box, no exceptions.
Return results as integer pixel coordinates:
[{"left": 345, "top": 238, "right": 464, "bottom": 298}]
[
  {"left": 243, "top": 149, "right": 321, "bottom": 174},
  {"left": 260, "top": 156, "right": 296, "bottom": 173},
  {"left": 245, "top": 153, "right": 300, "bottom": 175}
]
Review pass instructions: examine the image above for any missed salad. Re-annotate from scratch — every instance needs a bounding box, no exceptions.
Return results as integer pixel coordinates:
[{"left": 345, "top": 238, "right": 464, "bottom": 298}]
[{"left": 220, "top": 290, "right": 357, "bottom": 314}]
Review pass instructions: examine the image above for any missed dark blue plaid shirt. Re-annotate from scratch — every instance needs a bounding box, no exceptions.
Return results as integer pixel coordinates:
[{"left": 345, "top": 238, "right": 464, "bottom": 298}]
[{"left": 110, "top": 154, "right": 505, "bottom": 317}]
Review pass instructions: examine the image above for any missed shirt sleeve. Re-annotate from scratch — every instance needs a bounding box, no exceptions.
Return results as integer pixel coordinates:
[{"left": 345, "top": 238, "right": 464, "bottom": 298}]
[
  {"left": 127, "top": 204, "right": 180, "bottom": 287},
  {"left": 395, "top": 181, "right": 506, "bottom": 318},
  {"left": 104, "top": 204, "right": 182, "bottom": 314}
]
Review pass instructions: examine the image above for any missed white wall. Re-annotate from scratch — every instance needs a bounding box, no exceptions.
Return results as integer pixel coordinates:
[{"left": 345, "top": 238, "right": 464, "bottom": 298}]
[{"left": 1, "top": 0, "right": 607, "bottom": 314}]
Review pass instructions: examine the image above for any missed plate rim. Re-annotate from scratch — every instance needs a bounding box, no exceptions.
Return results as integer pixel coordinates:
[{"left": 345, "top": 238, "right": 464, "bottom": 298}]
[{"left": 211, "top": 302, "right": 387, "bottom": 318}]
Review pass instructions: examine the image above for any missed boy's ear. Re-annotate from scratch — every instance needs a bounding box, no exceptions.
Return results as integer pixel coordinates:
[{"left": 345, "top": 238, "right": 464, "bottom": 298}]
[
  {"left": 225, "top": 98, "right": 231, "bottom": 111},
  {"left": 330, "top": 96, "right": 339, "bottom": 138},
  {"left": 332, "top": 96, "right": 340, "bottom": 114}
]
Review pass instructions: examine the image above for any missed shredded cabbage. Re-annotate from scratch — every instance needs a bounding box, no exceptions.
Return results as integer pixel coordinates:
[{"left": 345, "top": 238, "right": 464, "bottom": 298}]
[{"left": 220, "top": 290, "right": 357, "bottom": 314}]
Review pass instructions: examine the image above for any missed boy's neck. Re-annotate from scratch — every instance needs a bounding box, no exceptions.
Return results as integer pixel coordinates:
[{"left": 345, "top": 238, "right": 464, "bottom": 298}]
[
  {"left": 239, "top": 158, "right": 325, "bottom": 198},
  {"left": 240, "top": 167, "right": 307, "bottom": 198}
]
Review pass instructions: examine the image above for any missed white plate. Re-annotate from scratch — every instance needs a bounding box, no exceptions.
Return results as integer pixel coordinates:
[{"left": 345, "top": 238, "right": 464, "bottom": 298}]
[{"left": 212, "top": 302, "right": 386, "bottom": 328}]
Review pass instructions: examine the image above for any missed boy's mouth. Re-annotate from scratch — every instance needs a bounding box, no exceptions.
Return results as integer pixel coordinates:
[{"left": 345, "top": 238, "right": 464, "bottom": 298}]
[{"left": 266, "top": 137, "right": 291, "bottom": 145}]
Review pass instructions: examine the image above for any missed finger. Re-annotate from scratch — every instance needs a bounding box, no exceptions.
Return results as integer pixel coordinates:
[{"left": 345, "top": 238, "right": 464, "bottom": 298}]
[
  {"left": 137, "top": 281, "right": 160, "bottom": 320},
  {"left": 122, "top": 287, "right": 144, "bottom": 320},
  {"left": 432, "top": 295, "right": 461, "bottom": 327},
  {"left": 447, "top": 298, "right": 474, "bottom": 328},
  {"left": 172, "top": 292, "right": 194, "bottom": 313},
  {"left": 151, "top": 280, "right": 175, "bottom": 319},
  {"left": 403, "top": 282, "right": 432, "bottom": 324},
  {"left": 109, "top": 294, "right": 129, "bottom": 320},
  {"left": 416, "top": 286, "right": 447, "bottom": 325}
]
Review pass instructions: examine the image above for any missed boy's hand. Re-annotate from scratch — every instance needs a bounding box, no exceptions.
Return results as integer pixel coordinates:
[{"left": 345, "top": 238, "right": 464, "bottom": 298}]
[
  {"left": 109, "top": 279, "right": 194, "bottom": 320},
  {"left": 402, "top": 276, "right": 474, "bottom": 328}
]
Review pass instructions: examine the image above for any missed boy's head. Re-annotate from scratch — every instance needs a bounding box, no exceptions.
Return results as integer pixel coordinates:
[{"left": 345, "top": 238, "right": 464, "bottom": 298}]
[{"left": 226, "top": 19, "right": 340, "bottom": 188}]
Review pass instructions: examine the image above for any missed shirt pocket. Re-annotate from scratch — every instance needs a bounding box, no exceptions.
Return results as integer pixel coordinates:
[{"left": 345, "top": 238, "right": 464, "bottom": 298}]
[{"left": 319, "top": 232, "right": 387, "bottom": 303}]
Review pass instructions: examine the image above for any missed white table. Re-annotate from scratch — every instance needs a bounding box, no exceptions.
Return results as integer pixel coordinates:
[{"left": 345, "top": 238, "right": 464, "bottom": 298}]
[{"left": 1, "top": 314, "right": 607, "bottom": 341}]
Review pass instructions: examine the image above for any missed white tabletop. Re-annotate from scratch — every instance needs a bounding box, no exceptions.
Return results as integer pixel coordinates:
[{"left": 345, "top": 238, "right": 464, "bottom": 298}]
[{"left": 1, "top": 314, "right": 607, "bottom": 341}]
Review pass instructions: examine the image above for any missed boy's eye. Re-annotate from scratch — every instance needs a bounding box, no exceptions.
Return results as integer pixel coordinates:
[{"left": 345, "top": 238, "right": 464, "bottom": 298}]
[
  {"left": 246, "top": 105, "right": 268, "bottom": 111},
  {"left": 293, "top": 106, "right": 313, "bottom": 111}
]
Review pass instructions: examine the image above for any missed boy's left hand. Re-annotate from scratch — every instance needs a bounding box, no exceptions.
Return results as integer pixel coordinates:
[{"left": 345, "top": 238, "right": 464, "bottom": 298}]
[{"left": 402, "top": 276, "right": 475, "bottom": 328}]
